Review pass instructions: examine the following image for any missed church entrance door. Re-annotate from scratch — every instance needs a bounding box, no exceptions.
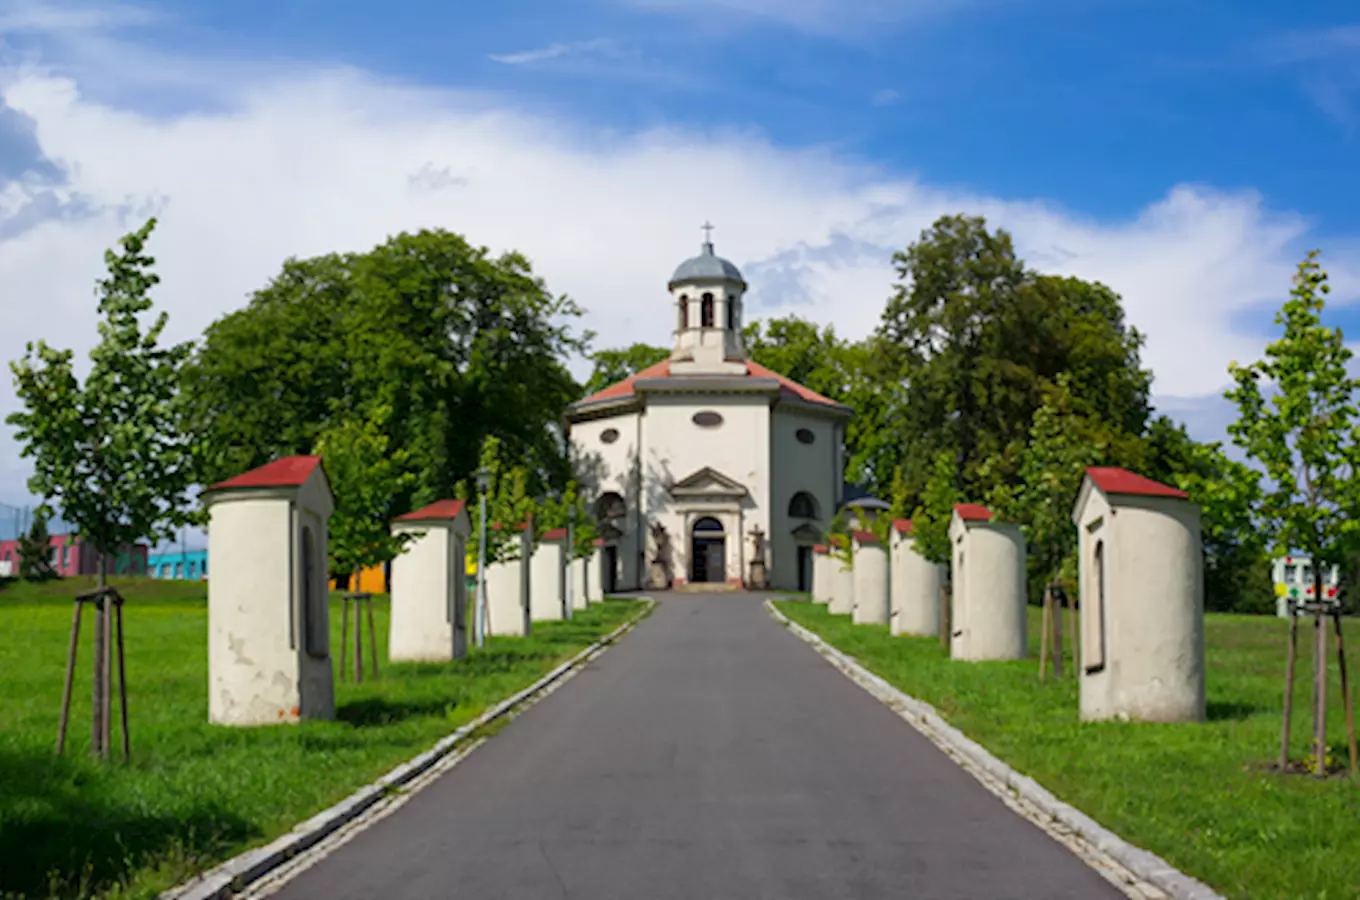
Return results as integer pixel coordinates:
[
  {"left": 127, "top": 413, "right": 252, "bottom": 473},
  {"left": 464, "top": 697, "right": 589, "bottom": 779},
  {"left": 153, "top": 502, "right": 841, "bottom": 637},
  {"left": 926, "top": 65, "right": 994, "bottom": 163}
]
[
  {"left": 691, "top": 517, "right": 726, "bottom": 584},
  {"left": 797, "top": 546, "right": 812, "bottom": 591}
]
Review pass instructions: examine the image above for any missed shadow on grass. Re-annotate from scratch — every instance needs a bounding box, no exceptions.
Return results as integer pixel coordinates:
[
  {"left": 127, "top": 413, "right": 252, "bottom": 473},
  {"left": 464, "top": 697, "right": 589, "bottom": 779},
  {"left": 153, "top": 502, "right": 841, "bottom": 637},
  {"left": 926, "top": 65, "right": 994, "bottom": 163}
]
[
  {"left": 0, "top": 748, "right": 258, "bottom": 899},
  {"left": 337, "top": 696, "right": 460, "bottom": 727},
  {"left": 1207, "top": 700, "right": 1266, "bottom": 722}
]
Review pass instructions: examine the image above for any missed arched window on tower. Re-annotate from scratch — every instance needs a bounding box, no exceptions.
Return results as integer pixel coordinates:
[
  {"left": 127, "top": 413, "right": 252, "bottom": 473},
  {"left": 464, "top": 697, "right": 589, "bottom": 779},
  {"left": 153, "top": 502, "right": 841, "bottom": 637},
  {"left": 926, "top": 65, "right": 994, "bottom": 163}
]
[
  {"left": 788, "top": 492, "right": 819, "bottom": 520},
  {"left": 678, "top": 295, "right": 689, "bottom": 330},
  {"left": 726, "top": 295, "right": 736, "bottom": 330},
  {"left": 701, "top": 292, "right": 715, "bottom": 327}
]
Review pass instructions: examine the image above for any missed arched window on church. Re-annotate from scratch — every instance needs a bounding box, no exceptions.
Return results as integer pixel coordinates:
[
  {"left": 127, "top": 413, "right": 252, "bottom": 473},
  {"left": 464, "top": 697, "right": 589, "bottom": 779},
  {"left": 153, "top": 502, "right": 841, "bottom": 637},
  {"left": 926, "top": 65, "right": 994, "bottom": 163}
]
[
  {"left": 595, "top": 492, "right": 626, "bottom": 522},
  {"left": 701, "top": 292, "right": 715, "bottom": 328},
  {"left": 726, "top": 295, "right": 736, "bottom": 330},
  {"left": 788, "top": 492, "right": 819, "bottom": 520},
  {"left": 678, "top": 295, "right": 689, "bottom": 330}
]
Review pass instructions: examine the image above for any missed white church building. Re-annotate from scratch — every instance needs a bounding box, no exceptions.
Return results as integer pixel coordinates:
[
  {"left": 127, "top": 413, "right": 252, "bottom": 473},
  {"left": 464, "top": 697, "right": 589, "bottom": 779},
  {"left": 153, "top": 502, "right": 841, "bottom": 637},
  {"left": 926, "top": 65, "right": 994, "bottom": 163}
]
[{"left": 566, "top": 233, "right": 853, "bottom": 593}]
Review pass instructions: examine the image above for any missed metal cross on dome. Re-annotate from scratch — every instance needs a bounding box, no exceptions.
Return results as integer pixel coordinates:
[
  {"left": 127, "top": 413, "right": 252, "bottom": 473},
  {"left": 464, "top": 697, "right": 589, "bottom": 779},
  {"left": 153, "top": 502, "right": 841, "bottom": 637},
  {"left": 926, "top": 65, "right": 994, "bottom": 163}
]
[{"left": 701, "top": 221, "right": 715, "bottom": 242}]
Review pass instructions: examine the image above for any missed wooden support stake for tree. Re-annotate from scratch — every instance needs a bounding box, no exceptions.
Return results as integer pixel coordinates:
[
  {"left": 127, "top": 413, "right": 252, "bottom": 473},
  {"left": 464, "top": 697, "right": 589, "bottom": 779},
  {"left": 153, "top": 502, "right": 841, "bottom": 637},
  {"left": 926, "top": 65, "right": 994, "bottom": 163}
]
[
  {"left": 1333, "top": 610, "right": 1358, "bottom": 777},
  {"left": 1052, "top": 583, "right": 1064, "bottom": 678},
  {"left": 101, "top": 594, "right": 113, "bottom": 759},
  {"left": 56, "top": 601, "right": 83, "bottom": 755},
  {"left": 1280, "top": 608, "right": 1299, "bottom": 770},
  {"left": 366, "top": 596, "right": 379, "bottom": 679},
  {"left": 938, "top": 581, "right": 950, "bottom": 652},
  {"left": 1039, "top": 585, "right": 1052, "bottom": 681},
  {"left": 1314, "top": 610, "right": 1328, "bottom": 777},
  {"left": 353, "top": 596, "right": 364, "bottom": 685},
  {"left": 115, "top": 597, "right": 130, "bottom": 763},
  {"left": 91, "top": 597, "right": 106, "bottom": 758},
  {"left": 1066, "top": 587, "right": 1078, "bottom": 679},
  {"left": 339, "top": 594, "right": 349, "bottom": 681}
]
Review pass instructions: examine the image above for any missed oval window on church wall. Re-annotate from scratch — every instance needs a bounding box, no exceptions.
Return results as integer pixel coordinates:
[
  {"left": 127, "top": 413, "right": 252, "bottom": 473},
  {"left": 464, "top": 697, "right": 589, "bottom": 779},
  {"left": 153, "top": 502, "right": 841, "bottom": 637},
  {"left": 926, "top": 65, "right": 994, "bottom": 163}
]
[
  {"left": 600, "top": 428, "right": 620, "bottom": 444},
  {"left": 796, "top": 428, "right": 815, "bottom": 444},
  {"left": 692, "top": 411, "right": 724, "bottom": 428}
]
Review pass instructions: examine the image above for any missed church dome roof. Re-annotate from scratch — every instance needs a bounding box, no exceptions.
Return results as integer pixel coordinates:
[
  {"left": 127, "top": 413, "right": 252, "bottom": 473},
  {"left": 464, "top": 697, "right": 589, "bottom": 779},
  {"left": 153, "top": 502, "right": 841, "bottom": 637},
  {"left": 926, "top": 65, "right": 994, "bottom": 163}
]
[{"left": 669, "top": 241, "right": 745, "bottom": 288}]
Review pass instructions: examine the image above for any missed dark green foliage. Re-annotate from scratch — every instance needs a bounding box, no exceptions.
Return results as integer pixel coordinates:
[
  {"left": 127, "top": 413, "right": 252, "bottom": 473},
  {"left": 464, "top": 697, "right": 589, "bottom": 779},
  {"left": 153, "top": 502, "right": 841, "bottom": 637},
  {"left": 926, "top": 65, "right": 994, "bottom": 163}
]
[
  {"left": 582, "top": 343, "right": 669, "bottom": 396},
  {"left": 181, "top": 229, "right": 588, "bottom": 513},
  {"left": 17, "top": 513, "right": 56, "bottom": 582}
]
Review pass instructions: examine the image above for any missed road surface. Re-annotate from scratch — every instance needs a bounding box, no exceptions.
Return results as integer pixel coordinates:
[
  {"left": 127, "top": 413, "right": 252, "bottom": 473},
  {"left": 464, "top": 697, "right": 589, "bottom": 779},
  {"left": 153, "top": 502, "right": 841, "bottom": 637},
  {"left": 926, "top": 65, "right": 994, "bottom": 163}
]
[{"left": 268, "top": 593, "right": 1123, "bottom": 899}]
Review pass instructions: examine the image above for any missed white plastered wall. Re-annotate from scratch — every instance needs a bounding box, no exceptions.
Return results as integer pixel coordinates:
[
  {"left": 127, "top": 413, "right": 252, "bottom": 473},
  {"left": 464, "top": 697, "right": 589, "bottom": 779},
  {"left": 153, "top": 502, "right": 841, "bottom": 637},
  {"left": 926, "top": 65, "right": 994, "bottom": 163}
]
[
  {"left": 769, "top": 409, "right": 839, "bottom": 590},
  {"left": 486, "top": 530, "right": 530, "bottom": 637},
  {"left": 891, "top": 529, "right": 942, "bottom": 637},
  {"left": 531, "top": 539, "right": 566, "bottom": 621},
  {"left": 570, "top": 555, "right": 589, "bottom": 610},
  {"left": 1076, "top": 489, "right": 1206, "bottom": 722},
  {"left": 949, "top": 515, "right": 1027, "bottom": 661},
  {"left": 389, "top": 521, "right": 468, "bottom": 662},
  {"left": 571, "top": 411, "right": 643, "bottom": 590},
  {"left": 811, "top": 548, "right": 831, "bottom": 604},
  {"left": 827, "top": 551, "right": 855, "bottom": 615}
]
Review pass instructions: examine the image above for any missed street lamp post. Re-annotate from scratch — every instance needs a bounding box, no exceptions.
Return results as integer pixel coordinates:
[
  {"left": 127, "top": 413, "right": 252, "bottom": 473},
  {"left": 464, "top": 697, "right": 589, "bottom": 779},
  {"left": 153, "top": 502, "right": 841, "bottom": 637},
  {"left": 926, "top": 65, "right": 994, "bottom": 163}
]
[{"left": 475, "top": 468, "right": 491, "bottom": 649}]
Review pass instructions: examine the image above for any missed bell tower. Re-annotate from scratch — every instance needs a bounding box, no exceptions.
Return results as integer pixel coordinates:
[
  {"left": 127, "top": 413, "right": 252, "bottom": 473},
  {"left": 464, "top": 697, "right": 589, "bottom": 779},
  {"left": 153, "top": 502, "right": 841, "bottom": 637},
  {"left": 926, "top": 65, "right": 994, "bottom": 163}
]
[{"left": 668, "top": 222, "right": 748, "bottom": 376}]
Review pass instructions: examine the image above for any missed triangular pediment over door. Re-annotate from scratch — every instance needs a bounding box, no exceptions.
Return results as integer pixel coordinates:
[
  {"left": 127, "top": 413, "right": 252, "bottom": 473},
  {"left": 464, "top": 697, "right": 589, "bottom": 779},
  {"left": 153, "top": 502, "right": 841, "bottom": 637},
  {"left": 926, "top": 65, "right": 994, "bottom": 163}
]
[
  {"left": 790, "top": 522, "right": 823, "bottom": 544},
  {"left": 668, "top": 466, "right": 749, "bottom": 501}
]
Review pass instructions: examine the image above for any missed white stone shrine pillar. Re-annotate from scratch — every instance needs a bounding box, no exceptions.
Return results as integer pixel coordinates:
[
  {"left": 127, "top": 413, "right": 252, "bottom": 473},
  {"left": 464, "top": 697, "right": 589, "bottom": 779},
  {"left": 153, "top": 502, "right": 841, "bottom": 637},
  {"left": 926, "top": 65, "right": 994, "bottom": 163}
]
[
  {"left": 826, "top": 539, "right": 855, "bottom": 615},
  {"left": 851, "top": 531, "right": 889, "bottom": 625},
  {"left": 486, "top": 523, "right": 531, "bottom": 637},
  {"left": 203, "top": 456, "right": 335, "bottom": 726},
  {"left": 811, "top": 544, "right": 831, "bottom": 604},
  {"left": 531, "top": 529, "right": 567, "bottom": 622},
  {"left": 1073, "top": 467, "right": 1206, "bottom": 723},
  {"left": 389, "top": 500, "right": 471, "bottom": 662},
  {"left": 948, "top": 504, "right": 1026, "bottom": 661},
  {"left": 890, "top": 519, "right": 942, "bottom": 637},
  {"left": 586, "top": 541, "right": 605, "bottom": 603},
  {"left": 570, "top": 552, "right": 589, "bottom": 611}
]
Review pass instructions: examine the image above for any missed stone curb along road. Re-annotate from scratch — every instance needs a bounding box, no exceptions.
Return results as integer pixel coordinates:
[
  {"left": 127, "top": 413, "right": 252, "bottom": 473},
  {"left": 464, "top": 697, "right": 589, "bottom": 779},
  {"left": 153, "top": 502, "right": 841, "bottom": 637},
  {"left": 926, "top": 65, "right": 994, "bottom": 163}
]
[
  {"left": 765, "top": 600, "right": 1227, "bottom": 900},
  {"left": 161, "top": 598, "right": 657, "bottom": 900}
]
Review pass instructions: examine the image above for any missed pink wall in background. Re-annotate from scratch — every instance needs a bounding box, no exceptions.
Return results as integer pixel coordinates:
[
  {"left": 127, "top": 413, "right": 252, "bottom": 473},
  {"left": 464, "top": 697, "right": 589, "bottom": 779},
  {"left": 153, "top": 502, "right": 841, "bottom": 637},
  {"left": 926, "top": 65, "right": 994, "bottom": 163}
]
[{"left": 0, "top": 534, "right": 148, "bottom": 577}]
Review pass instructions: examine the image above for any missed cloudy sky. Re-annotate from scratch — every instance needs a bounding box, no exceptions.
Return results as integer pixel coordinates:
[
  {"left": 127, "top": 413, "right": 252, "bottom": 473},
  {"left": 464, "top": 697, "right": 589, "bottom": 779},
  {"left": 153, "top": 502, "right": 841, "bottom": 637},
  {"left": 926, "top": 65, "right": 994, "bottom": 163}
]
[{"left": 1, "top": 0, "right": 1359, "bottom": 534}]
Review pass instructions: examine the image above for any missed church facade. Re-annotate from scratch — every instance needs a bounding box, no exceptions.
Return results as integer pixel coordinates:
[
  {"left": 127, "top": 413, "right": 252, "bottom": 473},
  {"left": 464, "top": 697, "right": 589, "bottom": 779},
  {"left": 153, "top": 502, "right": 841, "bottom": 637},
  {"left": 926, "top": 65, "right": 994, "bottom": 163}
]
[{"left": 566, "top": 235, "right": 853, "bottom": 592}]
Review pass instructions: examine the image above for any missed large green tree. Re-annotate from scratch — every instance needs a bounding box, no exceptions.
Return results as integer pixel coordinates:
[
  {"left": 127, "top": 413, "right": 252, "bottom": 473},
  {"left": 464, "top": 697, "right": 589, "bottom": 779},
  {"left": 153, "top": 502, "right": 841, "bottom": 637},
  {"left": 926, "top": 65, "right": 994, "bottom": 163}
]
[
  {"left": 182, "top": 229, "right": 587, "bottom": 514},
  {"left": 8, "top": 218, "right": 197, "bottom": 585},
  {"left": 582, "top": 343, "right": 669, "bottom": 396},
  {"left": 879, "top": 215, "right": 1151, "bottom": 507}
]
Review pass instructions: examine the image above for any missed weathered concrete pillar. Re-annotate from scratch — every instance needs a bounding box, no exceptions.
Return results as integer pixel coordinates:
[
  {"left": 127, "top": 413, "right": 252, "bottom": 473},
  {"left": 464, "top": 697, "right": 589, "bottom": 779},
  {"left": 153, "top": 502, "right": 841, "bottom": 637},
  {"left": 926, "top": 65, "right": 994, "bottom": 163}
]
[
  {"left": 586, "top": 541, "right": 605, "bottom": 603},
  {"left": 948, "top": 504, "right": 1026, "bottom": 661},
  {"left": 890, "top": 519, "right": 943, "bottom": 637},
  {"left": 203, "top": 456, "right": 335, "bottom": 726},
  {"left": 389, "top": 500, "right": 471, "bottom": 662},
  {"left": 570, "top": 553, "right": 589, "bottom": 610},
  {"left": 531, "top": 529, "right": 567, "bottom": 622},
  {"left": 1074, "top": 467, "right": 1206, "bottom": 723},
  {"left": 486, "top": 524, "right": 531, "bottom": 637},
  {"left": 851, "top": 531, "right": 889, "bottom": 625},
  {"left": 811, "top": 544, "right": 831, "bottom": 604},
  {"left": 826, "top": 539, "right": 855, "bottom": 615}
]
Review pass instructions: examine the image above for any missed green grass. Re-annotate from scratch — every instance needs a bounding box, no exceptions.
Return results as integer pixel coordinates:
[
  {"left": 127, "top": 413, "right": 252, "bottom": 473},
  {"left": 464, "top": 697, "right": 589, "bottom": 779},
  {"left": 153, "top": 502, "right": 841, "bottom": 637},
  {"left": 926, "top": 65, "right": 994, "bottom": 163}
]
[
  {"left": 0, "top": 575, "right": 644, "bottom": 899},
  {"left": 774, "top": 598, "right": 1360, "bottom": 900}
]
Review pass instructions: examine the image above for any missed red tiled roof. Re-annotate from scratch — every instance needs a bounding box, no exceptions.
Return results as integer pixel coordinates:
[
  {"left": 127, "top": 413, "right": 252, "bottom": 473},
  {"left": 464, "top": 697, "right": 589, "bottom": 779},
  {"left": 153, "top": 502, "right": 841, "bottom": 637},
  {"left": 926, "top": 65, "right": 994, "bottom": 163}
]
[
  {"left": 892, "top": 518, "right": 913, "bottom": 534},
  {"left": 954, "top": 503, "right": 993, "bottom": 522},
  {"left": 541, "top": 527, "right": 568, "bottom": 540},
  {"left": 209, "top": 456, "right": 322, "bottom": 492},
  {"left": 593, "top": 537, "right": 606, "bottom": 547},
  {"left": 394, "top": 499, "right": 467, "bottom": 522},
  {"left": 813, "top": 544, "right": 828, "bottom": 553},
  {"left": 573, "top": 358, "right": 842, "bottom": 409},
  {"left": 1087, "top": 467, "right": 1188, "bottom": 499},
  {"left": 852, "top": 530, "right": 879, "bottom": 544}
]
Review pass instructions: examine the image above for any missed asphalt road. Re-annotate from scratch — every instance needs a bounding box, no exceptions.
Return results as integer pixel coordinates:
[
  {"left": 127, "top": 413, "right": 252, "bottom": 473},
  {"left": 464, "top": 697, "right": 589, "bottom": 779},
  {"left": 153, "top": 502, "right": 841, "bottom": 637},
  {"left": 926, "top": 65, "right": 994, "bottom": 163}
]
[{"left": 269, "top": 593, "right": 1124, "bottom": 899}]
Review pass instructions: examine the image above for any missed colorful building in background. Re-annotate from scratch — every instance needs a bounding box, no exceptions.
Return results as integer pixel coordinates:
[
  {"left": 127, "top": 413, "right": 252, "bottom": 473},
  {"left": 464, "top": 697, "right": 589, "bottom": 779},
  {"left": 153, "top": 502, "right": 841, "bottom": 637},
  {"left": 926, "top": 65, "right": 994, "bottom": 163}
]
[
  {"left": 1273, "top": 554, "right": 1342, "bottom": 617},
  {"left": 331, "top": 555, "right": 479, "bottom": 594},
  {"left": 147, "top": 549, "right": 209, "bottom": 580},
  {"left": 0, "top": 533, "right": 148, "bottom": 578}
]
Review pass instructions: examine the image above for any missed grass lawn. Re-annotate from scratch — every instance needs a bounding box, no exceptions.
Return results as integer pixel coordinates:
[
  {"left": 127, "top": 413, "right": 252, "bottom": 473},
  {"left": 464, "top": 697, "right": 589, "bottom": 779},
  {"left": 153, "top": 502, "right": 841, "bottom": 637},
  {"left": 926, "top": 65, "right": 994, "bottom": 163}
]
[
  {"left": 773, "top": 598, "right": 1360, "bottom": 900},
  {"left": 0, "top": 575, "right": 644, "bottom": 899}
]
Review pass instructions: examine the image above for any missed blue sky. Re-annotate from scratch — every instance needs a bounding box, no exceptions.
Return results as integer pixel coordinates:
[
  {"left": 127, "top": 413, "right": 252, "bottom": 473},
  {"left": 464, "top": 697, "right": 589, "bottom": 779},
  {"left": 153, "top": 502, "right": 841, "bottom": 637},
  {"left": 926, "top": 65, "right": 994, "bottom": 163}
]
[{"left": 1, "top": 0, "right": 1359, "bottom": 537}]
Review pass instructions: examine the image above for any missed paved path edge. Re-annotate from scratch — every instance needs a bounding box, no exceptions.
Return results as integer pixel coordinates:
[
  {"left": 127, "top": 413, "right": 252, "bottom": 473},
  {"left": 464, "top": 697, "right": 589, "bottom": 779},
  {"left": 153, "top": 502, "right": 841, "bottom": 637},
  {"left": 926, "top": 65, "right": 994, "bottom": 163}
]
[
  {"left": 161, "top": 599, "right": 657, "bottom": 900},
  {"left": 766, "top": 600, "right": 1226, "bottom": 900}
]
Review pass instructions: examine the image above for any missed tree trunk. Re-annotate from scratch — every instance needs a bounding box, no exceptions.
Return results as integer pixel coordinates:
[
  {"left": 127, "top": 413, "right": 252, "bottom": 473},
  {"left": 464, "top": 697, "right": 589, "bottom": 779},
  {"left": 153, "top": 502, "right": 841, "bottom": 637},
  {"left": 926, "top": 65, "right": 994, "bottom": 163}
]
[
  {"left": 1051, "top": 577, "right": 1064, "bottom": 678},
  {"left": 1280, "top": 609, "right": 1299, "bottom": 770},
  {"left": 91, "top": 550, "right": 108, "bottom": 758},
  {"left": 939, "top": 580, "right": 950, "bottom": 652},
  {"left": 1066, "top": 586, "right": 1078, "bottom": 678},
  {"left": 1314, "top": 604, "right": 1328, "bottom": 776},
  {"left": 1331, "top": 611, "right": 1358, "bottom": 777},
  {"left": 1039, "top": 584, "right": 1051, "bottom": 681}
]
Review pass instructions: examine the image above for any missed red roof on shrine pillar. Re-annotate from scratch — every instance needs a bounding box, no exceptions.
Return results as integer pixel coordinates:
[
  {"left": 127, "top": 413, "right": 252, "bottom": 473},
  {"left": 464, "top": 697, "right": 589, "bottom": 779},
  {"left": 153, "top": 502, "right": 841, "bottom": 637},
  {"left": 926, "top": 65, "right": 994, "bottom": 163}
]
[
  {"left": 209, "top": 456, "right": 323, "bottom": 491},
  {"left": 892, "top": 519, "right": 913, "bottom": 534},
  {"left": 394, "top": 499, "right": 467, "bottom": 522},
  {"left": 1086, "top": 467, "right": 1187, "bottom": 499},
  {"left": 953, "top": 503, "right": 993, "bottom": 522}
]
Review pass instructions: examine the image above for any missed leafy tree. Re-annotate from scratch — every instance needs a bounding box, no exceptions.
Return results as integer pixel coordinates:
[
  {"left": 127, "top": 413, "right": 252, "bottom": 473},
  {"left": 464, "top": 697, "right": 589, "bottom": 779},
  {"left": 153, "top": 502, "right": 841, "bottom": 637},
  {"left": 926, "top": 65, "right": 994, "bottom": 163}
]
[
  {"left": 879, "top": 215, "right": 1151, "bottom": 508},
  {"left": 909, "top": 451, "right": 961, "bottom": 568},
  {"left": 1226, "top": 249, "right": 1360, "bottom": 773},
  {"left": 457, "top": 435, "right": 537, "bottom": 567},
  {"left": 7, "top": 218, "right": 197, "bottom": 590},
  {"left": 314, "top": 404, "right": 423, "bottom": 586},
  {"left": 984, "top": 374, "right": 1107, "bottom": 602},
  {"left": 582, "top": 344, "right": 669, "bottom": 396},
  {"left": 536, "top": 481, "right": 600, "bottom": 560},
  {"left": 182, "top": 229, "right": 588, "bottom": 513},
  {"left": 17, "top": 512, "right": 57, "bottom": 582}
]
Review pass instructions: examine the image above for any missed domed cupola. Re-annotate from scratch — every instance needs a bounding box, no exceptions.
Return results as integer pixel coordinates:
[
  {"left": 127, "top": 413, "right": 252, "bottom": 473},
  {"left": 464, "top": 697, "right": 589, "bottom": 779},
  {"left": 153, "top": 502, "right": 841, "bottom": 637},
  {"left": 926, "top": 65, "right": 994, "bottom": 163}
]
[{"left": 668, "top": 223, "right": 748, "bottom": 374}]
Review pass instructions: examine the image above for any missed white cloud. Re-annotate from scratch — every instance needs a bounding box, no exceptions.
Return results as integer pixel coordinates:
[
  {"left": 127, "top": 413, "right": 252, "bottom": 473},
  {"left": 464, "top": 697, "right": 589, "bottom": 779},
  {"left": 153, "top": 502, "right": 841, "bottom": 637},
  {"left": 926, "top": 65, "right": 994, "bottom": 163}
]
[
  {"left": 0, "top": 0, "right": 156, "bottom": 35},
  {"left": 489, "top": 39, "right": 617, "bottom": 66},
  {"left": 0, "top": 39, "right": 1357, "bottom": 506},
  {"left": 614, "top": 0, "right": 1005, "bottom": 36}
]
